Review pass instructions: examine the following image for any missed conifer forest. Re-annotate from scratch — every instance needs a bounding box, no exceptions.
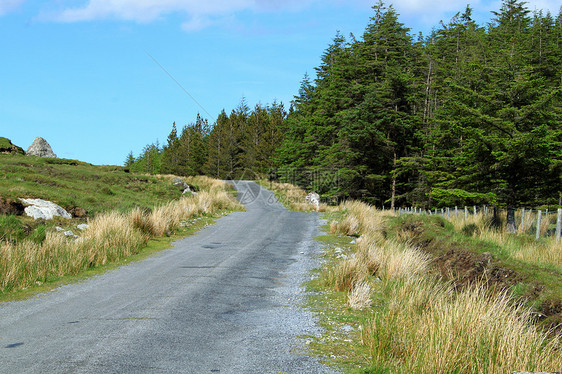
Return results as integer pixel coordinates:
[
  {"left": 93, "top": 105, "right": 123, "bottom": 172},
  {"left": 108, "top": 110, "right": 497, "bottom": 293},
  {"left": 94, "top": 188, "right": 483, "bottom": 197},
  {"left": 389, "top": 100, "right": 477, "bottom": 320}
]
[{"left": 128, "top": 0, "right": 562, "bottom": 212}]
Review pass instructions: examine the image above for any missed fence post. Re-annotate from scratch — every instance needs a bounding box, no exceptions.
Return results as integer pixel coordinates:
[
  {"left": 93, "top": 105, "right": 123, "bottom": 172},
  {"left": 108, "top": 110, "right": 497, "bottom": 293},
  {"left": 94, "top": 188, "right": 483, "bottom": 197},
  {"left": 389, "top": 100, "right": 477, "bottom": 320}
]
[
  {"left": 455, "top": 206, "right": 458, "bottom": 217},
  {"left": 520, "top": 208, "right": 525, "bottom": 234},
  {"left": 556, "top": 208, "right": 562, "bottom": 243},
  {"left": 473, "top": 206, "right": 477, "bottom": 215},
  {"left": 536, "top": 210, "right": 542, "bottom": 241},
  {"left": 447, "top": 207, "right": 450, "bottom": 220},
  {"left": 464, "top": 206, "right": 468, "bottom": 220}
]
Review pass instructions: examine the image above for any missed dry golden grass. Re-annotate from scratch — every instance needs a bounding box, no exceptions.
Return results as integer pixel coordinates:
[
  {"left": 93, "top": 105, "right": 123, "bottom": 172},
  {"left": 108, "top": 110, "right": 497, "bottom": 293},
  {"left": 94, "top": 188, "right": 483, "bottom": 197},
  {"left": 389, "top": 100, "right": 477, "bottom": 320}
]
[
  {"left": 333, "top": 200, "right": 387, "bottom": 239},
  {"left": 362, "top": 279, "right": 562, "bottom": 373},
  {"left": 0, "top": 177, "right": 242, "bottom": 293},
  {"left": 447, "top": 210, "right": 562, "bottom": 268},
  {"left": 322, "top": 198, "right": 562, "bottom": 372},
  {"left": 347, "top": 281, "right": 372, "bottom": 310}
]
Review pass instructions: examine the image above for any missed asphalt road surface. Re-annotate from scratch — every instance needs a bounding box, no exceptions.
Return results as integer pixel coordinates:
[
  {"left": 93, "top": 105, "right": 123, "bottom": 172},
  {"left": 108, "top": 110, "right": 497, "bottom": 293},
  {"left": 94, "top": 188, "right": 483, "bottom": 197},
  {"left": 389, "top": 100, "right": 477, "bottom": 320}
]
[{"left": 0, "top": 181, "right": 338, "bottom": 374}]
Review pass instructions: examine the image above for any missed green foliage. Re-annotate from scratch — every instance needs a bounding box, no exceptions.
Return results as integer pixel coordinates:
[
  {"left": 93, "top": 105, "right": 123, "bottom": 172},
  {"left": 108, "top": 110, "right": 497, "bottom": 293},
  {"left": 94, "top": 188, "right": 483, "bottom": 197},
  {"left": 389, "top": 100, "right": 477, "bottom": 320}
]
[
  {"left": 461, "top": 223, "right": 480, "bottom": 237},
  {"left": 274, "top": 0, "right": 561, "bottom": 209},
  {"left": 28, "top": 225, "right": 46, "bottom": 244},
  {"left": 127, "top": 0, "right": 561, "bottom": 211}
]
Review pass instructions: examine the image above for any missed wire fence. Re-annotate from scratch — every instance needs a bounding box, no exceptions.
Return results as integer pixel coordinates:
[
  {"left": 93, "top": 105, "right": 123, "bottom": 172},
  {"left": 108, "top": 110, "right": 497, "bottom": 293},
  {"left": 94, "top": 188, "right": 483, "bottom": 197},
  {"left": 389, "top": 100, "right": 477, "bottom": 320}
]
[{"left": 395, "top": 205, "right": 562, "bottom": 243}]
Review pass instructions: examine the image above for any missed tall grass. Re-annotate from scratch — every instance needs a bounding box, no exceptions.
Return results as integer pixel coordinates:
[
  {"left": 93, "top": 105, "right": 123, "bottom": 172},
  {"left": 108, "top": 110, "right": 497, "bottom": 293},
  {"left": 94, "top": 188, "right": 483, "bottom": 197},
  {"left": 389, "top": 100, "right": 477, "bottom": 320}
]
[
  {"left": 447, "top": 210, "right": 562, "bottom": 268},
  {"left": 323, "top": 200, "right": 562, "bottom": 373},
  {"left": 361, "top": 278, "right": 561, "bottom": 373},
  {"left": 0, "top": 178, "right": 242, "bottom": 293}
]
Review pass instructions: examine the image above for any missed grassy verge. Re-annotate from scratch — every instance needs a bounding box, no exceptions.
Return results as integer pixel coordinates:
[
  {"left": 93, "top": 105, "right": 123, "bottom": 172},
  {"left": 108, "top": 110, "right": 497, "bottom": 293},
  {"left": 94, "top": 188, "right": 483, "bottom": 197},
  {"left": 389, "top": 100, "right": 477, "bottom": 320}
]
[
  {"left": 0, "top": 171, "right": 243, "bottom": 298},
  {"left": 0, "top": 213, "right": 218, "bottom": 303},
  {"left": 266, "top": 183, "right": 562, "bottom": 373},
  {"left": 311, "top": 202, "right": 562, "bottom": 373},
  {"left": 389, "top": 213, "right": 562, "bottom": 333}
]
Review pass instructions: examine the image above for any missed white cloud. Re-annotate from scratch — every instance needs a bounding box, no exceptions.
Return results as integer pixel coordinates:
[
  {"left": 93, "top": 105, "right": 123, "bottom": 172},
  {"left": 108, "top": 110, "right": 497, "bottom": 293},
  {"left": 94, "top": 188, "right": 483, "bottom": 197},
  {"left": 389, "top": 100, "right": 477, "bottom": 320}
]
[
  {"left": 0, "top": 0, "right": 25, "bottom": 16},
  {"left": 525, "top": 0, "right": 562, "bottom": 15},
  {"left": 40, "top": 0, "right": 562, "bottom": 32},
  {"left": 48, "top": 0, "right": 317, "bottom": 26},
  {"left": 50, "top": 0, "right": 251, "bottom": 23}
]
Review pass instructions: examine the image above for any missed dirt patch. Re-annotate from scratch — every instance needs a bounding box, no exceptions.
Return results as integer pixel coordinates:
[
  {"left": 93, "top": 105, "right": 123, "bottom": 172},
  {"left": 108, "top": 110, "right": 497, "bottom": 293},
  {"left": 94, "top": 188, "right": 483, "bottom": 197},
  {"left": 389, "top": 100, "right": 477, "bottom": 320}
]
[
  {"left": 0, "top": 197, "right": 25, "bottom": 215},
  {"left": 432, "top": 249, "right": 522, "bottom": 290}
]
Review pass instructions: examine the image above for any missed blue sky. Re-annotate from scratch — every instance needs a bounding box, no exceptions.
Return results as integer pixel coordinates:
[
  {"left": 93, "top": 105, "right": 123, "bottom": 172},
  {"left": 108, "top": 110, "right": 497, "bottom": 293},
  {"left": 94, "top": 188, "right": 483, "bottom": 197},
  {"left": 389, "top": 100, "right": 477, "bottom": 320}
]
[{"left": 2, "top": 0, "right": 560, "bottom": 166}]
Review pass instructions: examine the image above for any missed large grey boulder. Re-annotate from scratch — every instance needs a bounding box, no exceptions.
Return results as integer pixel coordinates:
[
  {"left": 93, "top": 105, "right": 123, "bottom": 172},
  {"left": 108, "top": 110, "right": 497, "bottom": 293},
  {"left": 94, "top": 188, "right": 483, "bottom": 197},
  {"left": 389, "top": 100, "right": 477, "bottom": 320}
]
[
  {"left": 20, "top": 198, "right": 72, "bottom": 220},
  {"left": 26, "top": 137, "right": 57, "bottom": 158}
]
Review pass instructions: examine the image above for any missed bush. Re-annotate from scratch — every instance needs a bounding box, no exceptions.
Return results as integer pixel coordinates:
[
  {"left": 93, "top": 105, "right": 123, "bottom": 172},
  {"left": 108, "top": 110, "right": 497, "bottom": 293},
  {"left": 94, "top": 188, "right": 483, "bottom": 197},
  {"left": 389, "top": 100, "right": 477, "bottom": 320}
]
[
  {"left": 461, "top": 223, "right": 480, "bottom": 237},
  {"left": 0, "top": 215, "right": 25, "bottom": 243}
]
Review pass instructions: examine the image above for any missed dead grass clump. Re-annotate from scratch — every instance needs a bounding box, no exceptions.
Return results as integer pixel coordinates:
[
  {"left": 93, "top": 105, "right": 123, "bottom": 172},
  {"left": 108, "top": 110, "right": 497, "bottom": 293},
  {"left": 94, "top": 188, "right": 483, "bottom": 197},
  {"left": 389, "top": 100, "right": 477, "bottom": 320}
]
[
  {"left": 323, "top": 256, "right": 370, "bottom": 292},
  {"left": 335, "top": 200, "right": 386, "bottom": 240},
  {"left": 362, "top": 279, "right": 562, "bottom": 373},
  {"left": 347, "top": 281, "right": 372, "bottom": 310}
]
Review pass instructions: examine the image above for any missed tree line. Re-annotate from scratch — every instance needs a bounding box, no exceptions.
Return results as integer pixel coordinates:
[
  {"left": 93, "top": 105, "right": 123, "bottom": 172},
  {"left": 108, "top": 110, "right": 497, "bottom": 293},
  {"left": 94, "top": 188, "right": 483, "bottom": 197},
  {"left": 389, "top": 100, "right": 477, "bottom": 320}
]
[
  {"left": 127, "top": 0, "right": 562, "bottom": 215},
  {"left": 126, "top": 100, "right": 285, "bottom": 180}
]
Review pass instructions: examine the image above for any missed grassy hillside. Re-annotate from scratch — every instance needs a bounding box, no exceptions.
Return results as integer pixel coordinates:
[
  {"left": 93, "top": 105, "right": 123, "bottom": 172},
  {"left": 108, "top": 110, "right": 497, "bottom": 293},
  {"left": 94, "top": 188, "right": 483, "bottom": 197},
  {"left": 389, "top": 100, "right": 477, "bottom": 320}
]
[
  {"left": 0, "top": 153, "right": 243, "bottom": 297},
  {"left": 0, "top": 154, "right": 185, "bottom": 216}
]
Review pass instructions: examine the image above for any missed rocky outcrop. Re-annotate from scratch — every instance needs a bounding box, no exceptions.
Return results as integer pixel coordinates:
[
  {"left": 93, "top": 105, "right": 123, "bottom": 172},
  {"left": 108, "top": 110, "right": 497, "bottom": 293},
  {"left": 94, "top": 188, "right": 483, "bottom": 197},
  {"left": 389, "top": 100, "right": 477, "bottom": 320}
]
[
  {"left": 20, "top": 198, "right": 72, "bottom": 220},
  {"left": 26, "top": 137, "right": 57, "bottom": 158},
  {"left": 0, "top": 137, "right": 25, "bottom": 155},
  {"left": 172, "top": 178, "right": 197, "bottom": 195}
]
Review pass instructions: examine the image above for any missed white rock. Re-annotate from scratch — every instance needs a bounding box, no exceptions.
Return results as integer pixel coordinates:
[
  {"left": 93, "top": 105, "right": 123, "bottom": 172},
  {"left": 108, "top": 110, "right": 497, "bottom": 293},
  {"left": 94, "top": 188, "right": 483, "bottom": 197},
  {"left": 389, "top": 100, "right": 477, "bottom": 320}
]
[
  {"left": 305, "top": 192, "right": 320, "bottom": 211},
  {"left": 20, "top": 198, "right": 72, "bottom": 220},
  {"left": 76, "top": 224, "right": 89, "bottom": 231}
]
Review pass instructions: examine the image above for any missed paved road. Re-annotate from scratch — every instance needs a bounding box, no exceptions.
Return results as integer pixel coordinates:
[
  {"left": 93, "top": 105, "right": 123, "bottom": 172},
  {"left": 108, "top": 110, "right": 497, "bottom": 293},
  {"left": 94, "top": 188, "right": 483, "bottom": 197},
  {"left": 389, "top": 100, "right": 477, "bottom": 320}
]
[{"left": 0, "top": 181, "right": 337, "bottom": 373}]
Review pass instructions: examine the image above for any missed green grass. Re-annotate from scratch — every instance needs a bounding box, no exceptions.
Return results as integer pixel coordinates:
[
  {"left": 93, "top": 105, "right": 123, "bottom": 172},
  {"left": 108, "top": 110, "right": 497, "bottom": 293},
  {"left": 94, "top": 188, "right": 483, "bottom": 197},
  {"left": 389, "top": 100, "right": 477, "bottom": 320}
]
[{"left": 0, "top": 154, "right": 183, "bottom": 217}]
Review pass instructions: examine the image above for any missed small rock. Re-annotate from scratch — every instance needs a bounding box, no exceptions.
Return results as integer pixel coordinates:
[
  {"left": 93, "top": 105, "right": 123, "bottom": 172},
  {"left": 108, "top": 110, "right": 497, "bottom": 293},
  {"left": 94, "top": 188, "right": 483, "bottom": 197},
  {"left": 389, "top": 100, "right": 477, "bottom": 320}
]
[
  {"left": 76, "top": 224, "right": 89, "bottom": 231},
  {"left": 55, "top": 226, "right": 65, "bottom": 232},
  {"left": 304, "top": 192, "right": 320, "bottom": 211}
]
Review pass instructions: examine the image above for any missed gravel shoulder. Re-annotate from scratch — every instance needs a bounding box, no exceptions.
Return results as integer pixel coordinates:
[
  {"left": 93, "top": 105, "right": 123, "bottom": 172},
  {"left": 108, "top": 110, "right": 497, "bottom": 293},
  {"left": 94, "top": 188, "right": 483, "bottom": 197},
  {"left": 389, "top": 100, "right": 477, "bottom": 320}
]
[{"left": 0, "top": 181, "right": 338, "bottom": 373}]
